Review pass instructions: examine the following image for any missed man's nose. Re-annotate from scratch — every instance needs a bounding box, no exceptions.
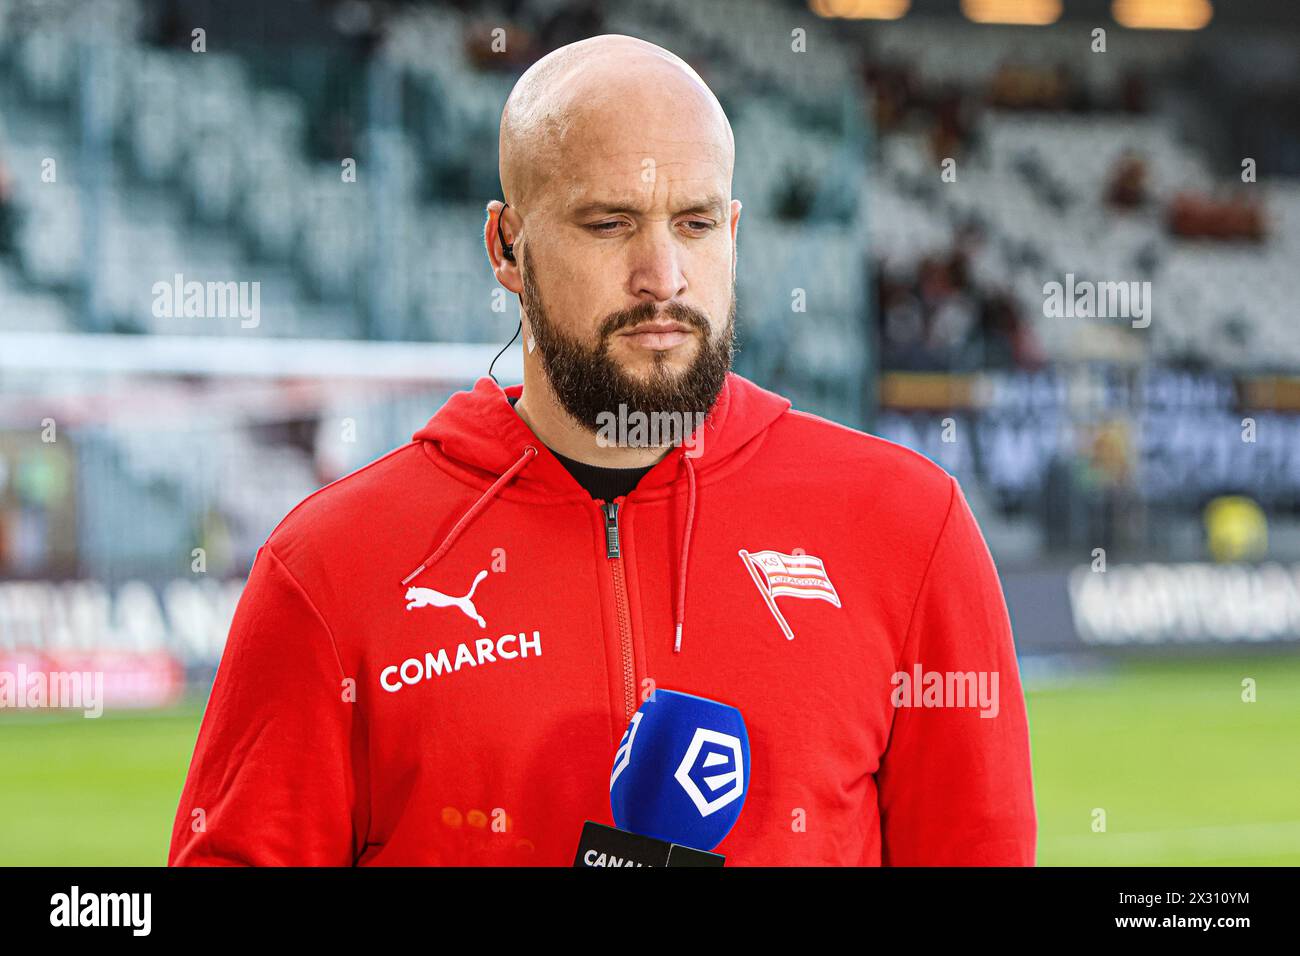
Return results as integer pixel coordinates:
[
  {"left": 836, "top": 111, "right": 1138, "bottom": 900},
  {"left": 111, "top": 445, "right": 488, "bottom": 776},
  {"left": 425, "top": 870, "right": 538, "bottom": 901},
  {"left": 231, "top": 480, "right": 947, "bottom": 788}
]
[{"left": 629, "top": 226, "right": 688, "bottom": 302}]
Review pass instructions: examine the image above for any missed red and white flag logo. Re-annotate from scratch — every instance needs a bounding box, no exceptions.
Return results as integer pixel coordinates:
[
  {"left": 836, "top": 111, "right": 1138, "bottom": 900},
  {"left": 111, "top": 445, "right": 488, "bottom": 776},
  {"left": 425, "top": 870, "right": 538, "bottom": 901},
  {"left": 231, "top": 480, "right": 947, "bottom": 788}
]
[{"left": 738, "top": 549, "right": 841, "bottom": 641}]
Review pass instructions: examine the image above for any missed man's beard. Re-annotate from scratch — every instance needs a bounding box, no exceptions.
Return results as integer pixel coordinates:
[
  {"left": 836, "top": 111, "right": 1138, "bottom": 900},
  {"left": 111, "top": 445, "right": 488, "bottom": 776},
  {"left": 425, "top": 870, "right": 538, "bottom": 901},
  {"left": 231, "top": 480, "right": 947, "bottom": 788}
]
[{"left": 518, "top": 244, "right": 735, "bottom": 440}]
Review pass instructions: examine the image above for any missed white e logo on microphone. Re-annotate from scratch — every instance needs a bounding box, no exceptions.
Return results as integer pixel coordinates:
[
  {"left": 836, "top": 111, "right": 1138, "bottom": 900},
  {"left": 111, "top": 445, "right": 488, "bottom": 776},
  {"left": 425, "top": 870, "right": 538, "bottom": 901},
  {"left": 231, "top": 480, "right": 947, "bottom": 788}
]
[{"left": 675, "top": 728, "right": 744, "bottom": 817}]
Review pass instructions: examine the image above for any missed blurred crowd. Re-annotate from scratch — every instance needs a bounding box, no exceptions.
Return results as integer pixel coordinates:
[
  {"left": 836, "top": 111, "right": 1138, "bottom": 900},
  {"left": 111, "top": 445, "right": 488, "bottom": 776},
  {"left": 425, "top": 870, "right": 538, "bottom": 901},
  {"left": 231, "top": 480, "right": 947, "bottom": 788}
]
[
  {"left": 0, "top": 146, "right": 16, "bottom": 258},
  {"left": 1106, "top": 151, "right": 1266, "bottom": 241},
  {"left": 864, "top": 58, "right": 1149, "bottom": 164},
  {"left": 874, "top": 234, "right": 1045, "bottom": 372}
]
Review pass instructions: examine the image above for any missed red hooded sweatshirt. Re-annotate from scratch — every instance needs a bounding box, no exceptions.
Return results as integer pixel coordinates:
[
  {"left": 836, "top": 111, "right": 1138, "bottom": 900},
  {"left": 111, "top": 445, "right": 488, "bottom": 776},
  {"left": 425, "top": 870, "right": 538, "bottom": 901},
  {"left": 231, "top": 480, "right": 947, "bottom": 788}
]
[{"left": 168, "top": 372, "right": 1036, "bottom": 866}]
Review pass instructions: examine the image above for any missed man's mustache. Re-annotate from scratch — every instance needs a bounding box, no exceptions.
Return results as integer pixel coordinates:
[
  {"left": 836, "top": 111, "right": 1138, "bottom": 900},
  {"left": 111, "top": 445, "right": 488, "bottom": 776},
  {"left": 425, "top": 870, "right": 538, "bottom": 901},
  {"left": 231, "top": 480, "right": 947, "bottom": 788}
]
[{"left": 599, "top": 302, "right": 712, "bottom": 339}]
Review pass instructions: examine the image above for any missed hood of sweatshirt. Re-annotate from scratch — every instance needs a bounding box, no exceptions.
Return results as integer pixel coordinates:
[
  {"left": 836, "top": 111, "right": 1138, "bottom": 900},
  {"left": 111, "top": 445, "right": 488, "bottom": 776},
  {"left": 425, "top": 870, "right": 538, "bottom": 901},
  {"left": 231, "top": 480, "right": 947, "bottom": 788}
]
[{"left": 405, "top": 371, "right": 792, "bottom": 653}]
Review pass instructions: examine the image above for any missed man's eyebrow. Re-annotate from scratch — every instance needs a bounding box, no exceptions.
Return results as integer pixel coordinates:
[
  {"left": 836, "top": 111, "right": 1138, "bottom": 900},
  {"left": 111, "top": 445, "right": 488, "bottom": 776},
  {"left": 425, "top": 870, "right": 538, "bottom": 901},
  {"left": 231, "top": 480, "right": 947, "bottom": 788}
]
[{"left": 570, "top": 195, "right": 728, "bottom": 219}]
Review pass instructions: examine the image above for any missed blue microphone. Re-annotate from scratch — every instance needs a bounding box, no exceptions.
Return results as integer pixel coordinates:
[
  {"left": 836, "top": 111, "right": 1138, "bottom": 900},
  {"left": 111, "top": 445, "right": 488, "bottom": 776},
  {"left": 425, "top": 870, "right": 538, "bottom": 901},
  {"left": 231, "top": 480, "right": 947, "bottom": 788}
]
[{"left": 575, "top": 689, "right": 749, "bottom": 867}]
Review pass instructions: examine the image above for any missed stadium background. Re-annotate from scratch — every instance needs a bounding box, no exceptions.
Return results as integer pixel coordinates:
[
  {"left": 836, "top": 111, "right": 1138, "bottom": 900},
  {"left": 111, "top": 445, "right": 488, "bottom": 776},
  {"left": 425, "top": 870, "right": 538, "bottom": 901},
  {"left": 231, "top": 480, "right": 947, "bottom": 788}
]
[{"left": 1, "top": 0, "right": 1298, "bottom": 865}]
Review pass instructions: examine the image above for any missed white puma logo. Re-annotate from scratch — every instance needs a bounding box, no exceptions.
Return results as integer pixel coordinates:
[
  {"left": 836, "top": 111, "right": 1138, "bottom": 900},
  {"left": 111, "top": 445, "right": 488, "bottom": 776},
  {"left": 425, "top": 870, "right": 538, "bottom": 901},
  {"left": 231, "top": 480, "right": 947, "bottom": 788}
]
[{"left": 404, "top": 570, "right": 489, "bottom": 628}]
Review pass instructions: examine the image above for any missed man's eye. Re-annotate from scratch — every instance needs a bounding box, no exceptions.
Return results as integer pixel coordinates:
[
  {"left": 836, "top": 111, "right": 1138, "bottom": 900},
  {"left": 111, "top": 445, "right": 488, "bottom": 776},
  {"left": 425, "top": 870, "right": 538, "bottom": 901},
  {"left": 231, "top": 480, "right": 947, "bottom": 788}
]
[{"left": 587, "top": 219, "right": 713, "bottom": 234}]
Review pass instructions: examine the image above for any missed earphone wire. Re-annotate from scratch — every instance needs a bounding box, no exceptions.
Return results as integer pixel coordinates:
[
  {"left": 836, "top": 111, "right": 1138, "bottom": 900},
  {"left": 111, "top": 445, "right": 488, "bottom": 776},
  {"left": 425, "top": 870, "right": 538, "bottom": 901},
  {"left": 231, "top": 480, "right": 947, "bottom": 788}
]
[
  {"left": 488, "top": 319, "right": 521, "bottom": 385},
  {"left": 488, "top": 201, "right": 520, "bottom": 385}
]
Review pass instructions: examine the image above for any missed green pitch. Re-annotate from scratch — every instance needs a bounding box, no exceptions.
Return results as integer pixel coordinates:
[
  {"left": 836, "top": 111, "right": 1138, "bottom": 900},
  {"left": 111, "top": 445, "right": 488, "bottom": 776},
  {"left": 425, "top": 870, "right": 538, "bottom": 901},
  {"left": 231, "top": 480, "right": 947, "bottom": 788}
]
[
  {"left": 0, "top": 703, "right": 203, "bottom": 866},
  {"left": 1028, "top": 653, "right": 1300, "bottom": 865},
  {"left": 1, "top": 654, "right": 1297, "bottom": 866}
]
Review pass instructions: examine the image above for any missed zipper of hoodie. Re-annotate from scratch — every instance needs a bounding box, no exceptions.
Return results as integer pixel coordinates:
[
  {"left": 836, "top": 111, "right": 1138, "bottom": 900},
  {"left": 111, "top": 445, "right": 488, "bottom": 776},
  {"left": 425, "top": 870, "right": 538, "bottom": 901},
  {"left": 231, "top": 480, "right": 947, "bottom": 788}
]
[{"left": 602, "top": 498, "right": 636, "bottom": 724}]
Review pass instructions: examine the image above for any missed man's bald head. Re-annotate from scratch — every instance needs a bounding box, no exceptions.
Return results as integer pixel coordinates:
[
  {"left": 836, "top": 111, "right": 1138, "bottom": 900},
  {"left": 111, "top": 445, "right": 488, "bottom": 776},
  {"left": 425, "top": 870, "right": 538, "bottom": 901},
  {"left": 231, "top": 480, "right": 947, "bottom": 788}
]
[{"left": 498, "top": 34, "right": 734, "bottom": 215}]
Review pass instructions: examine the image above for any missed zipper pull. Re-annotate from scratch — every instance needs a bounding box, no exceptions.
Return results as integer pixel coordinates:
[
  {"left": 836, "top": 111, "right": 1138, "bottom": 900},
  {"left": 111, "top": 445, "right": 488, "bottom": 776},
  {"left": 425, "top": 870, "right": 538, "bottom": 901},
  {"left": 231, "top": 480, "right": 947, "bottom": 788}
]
[{"left": 603, "top": 501, "right": 621, "bottom": 558}]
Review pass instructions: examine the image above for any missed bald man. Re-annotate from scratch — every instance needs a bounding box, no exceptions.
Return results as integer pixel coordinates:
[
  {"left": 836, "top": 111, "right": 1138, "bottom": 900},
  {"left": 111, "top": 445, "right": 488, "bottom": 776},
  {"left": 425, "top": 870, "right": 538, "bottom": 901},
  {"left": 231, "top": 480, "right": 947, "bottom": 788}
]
[{"left": 170, "top": 35, "right": 1036, "bottom": 867}]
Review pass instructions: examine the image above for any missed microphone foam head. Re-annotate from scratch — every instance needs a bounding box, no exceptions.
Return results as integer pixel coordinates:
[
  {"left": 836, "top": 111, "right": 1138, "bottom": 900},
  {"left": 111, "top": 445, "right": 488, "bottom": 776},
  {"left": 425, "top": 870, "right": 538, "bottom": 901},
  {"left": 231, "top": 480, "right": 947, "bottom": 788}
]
[{"left": 609, "top": 689, "right": 749, "bottom": 851}]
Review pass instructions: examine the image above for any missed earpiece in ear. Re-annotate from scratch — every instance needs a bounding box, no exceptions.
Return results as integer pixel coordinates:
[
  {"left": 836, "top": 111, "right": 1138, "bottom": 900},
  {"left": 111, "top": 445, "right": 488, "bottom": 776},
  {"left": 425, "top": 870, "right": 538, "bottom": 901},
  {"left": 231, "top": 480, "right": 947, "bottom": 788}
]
[{"left": 497, "top": 202, "right": 516, "bottom": 262}]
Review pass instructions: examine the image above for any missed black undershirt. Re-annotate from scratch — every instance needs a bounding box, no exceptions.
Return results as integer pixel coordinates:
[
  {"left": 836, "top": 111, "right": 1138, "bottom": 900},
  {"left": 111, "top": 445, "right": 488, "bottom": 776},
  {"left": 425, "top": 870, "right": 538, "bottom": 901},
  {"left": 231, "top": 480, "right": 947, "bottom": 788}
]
[{"left": 508, "top": 394, "right": 654, "bottom": 501}]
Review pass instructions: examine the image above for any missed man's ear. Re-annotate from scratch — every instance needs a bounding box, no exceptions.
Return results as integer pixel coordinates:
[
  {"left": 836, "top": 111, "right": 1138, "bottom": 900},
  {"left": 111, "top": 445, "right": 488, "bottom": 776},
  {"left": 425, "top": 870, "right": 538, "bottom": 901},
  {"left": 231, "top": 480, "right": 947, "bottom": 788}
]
[
  {"left": 730, "top": 199, "right": 742, "bottom": 278},
  {"left": 486, "top": 200, "right": 522, "bottom": 293}
]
